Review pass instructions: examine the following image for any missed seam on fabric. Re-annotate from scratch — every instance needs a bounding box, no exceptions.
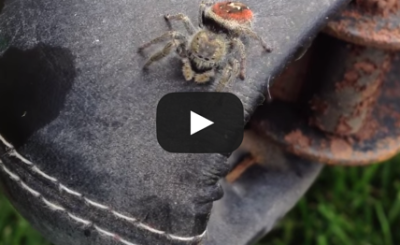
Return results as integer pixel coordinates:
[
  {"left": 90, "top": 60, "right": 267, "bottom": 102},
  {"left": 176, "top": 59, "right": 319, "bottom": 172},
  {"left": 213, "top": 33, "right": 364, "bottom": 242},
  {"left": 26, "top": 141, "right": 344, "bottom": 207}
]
[
  {"left": 0, "top": 135, "right": 206, "bottom": 242},
  {"left": 0, "top": 161, "right": 139, "bottom": 245}
]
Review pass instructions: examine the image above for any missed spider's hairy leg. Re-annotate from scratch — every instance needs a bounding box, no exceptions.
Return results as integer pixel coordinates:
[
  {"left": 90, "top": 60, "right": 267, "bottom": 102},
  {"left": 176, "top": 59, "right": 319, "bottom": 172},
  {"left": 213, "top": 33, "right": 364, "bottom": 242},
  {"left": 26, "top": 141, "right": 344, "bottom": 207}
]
[
  {"left": 194, "top": 70, "right": 215, "bottom": 84},
  {"left": 138, "top": 31, "right": 185, "bottom": 54},
  {"left": 241, "top": 27, "right": 272, "bottom": 52},
  {"left": 200, "top": 1, "right": 215, "bottom": 7},
  {"left": 229, "top": 58, "right": 240, "bottom": 78},
  {"left": 231, "top": 38, "right": 247, "bottom": 80},
  {"left": 215, "top": 58, "right": 240, "bottom": 91},
  {"left": 198, "top": 2, "right": 206, "bottom": 28},
  {"left": 200, "top": 0, "right": 215, "bottom": 8},
  {"left": 165, "top": 14, "right": 196, "bottom": 35},
  {"left": 182, "top": 58, "right": 194, "bottom": 81},
  {"left": 143, "top": 40, "right": 183, "bottom": 70},
  {"left": 198, "top": 1, "right": 214, "bottom": 28}
]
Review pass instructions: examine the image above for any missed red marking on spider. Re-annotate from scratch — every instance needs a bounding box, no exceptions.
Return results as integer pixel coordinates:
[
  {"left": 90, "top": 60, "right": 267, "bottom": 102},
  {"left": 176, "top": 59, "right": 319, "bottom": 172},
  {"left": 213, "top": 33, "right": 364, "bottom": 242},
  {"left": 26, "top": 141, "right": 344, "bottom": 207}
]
[{"left": 212, "top": 1, "right": 254, "bottom": 23}]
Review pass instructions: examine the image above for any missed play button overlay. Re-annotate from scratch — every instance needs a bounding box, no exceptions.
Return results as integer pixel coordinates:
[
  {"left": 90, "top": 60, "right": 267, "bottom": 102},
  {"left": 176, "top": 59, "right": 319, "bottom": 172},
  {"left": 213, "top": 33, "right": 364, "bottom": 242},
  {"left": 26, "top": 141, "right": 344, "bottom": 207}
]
[
  {"left": 157, "top": 92, "right": 244, "bottom": 153},
  {"left": 190, "top": 111, "right": 214, "bottom": 135}
]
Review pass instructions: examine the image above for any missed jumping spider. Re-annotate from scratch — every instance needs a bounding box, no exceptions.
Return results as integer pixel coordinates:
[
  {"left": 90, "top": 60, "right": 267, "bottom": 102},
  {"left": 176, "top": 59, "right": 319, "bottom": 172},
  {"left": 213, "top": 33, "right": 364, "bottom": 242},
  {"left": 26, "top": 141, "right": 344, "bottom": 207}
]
[
  {"left": 199, "top": 1, "right": 272, "bottom": 53},
  {"left": 138, "top": 1, "right": 271, "bottom": 88}
]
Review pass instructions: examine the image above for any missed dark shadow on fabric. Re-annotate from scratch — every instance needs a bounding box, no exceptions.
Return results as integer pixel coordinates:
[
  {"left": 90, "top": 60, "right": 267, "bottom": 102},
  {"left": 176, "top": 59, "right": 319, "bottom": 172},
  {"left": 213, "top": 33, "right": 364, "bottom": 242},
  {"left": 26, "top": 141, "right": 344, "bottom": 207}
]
[
  {"left": 0, "top": 43, "right": 75, "bottom": 147},
  {"left": 0, "top": 0, "right": 4, "bottom": 13}
]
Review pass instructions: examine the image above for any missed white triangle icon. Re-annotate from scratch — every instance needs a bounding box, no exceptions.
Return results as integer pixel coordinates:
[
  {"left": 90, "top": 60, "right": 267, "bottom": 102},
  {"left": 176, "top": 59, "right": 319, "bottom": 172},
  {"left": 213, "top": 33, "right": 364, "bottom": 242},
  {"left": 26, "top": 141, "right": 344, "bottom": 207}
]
[{"left": 190, "top": 111, "right": 214, "bottom": 135}]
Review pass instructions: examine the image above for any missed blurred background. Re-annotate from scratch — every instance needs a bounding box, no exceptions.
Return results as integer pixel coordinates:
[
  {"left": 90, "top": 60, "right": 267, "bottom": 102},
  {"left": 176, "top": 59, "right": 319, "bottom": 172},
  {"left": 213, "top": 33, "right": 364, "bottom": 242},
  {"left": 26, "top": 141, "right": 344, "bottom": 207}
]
[{"left": 1, "top": 154, "right": 399, "bottom": 245}]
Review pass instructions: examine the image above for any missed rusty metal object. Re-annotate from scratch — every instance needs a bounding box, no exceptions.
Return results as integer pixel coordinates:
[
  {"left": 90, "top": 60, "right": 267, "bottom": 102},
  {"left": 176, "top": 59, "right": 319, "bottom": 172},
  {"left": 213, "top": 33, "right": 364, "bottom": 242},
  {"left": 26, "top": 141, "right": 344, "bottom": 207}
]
[
  {"left": 227, "top": 1, "right": 400, "bottom": 173},
  {"left": 226, "top": 156, "right": 255, "bottom": 183},
  {"left": 228, "top": 32, "right": 400, "bottom": 166},
  {"left": 269, "top": 48, "right": 313, "bottom": 103},
  {"left": 226, "top": 130, "right": 306, "bottom": 182},
  {"left": 249, "top": 51, "right": 400, "bottom": 165},
  {"left": 309, "top": 37, "right": 392, "bottom": 136},
  {"left": 354, "top": 0, "right": 399, "bottom": 16},
  {"left": 226, "top": 53, "right": 315, "bottom": 181},
  {"left": 325, "top": 1, "right": 400, "bottom": 50}
]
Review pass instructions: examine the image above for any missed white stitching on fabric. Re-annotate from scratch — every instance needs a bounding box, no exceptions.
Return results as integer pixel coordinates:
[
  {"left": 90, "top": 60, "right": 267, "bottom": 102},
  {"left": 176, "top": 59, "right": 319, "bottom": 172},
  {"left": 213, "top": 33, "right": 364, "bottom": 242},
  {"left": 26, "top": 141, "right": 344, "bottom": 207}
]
[
  {"left": 67, "top": 213, "right": 92, "bottom": 226},
  {"left": 0, "top": 160, "right": 140, "bottom": 245},
  {"left": 169, "top": 229, "right": 208, "bottom": 242},
  {"left": 0, "top": 135, "right": 206, "bottom": 242},
  {"left": 42, "top": 197, "right": 66, "bottom": 211},
  {"left": 94, "top": 225, "right": 117, "bottom": 238},
  {"left": 94, "top": 226, "right": 139, "bottom": 245},
  {"left": 119, "top": 238, "right": 139, "bottom": 245},
  {"left": 84, "top": 197, "right": 110, "bottom": 210},
  {"left": 20, "top": 181, "right": 41, "bottom": 197},
  {"left": 112, "top": 210, "right": 137, "bottom": 222},
  {"left": 59, "top": 184, "right": 83, "bottom": 197},
  {"left": 1, "top": 162, "right": 20, "bottom": 181},
  {"left": 31, "top": 165, "right": 58, "bottom": 182},
  {"left": 0, "top": 137, "right": 13, "bottom": 148},
  {"left": 138, "top": 223, "right": 165, "bottom": 235},
  {"left": 9, "top": 149, "right": 33, "bottom": 165}
]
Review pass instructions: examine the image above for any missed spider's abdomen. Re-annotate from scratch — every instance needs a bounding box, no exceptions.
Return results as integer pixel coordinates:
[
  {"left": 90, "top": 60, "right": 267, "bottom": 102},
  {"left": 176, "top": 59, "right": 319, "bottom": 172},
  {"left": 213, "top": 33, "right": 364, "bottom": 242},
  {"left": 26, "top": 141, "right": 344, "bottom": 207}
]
[{"left": 212, "top": 1, "right": 253, "bottom": 24}]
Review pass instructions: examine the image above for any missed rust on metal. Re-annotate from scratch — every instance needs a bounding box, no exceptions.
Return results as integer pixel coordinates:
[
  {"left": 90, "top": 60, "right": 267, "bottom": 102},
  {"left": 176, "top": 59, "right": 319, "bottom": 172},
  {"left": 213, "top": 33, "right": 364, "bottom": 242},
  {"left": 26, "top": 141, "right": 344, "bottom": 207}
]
[
  {"left": 249, "top": 51, "right": 400, "bottom": 165},
  {"left": 226, "top": 130, "right": 264, "bottom": 183},
  {"left": 226, "top": 156, "right": 256, "bottom": 183},
  {"left": 284, "top": 130, "right": 312, "bottom": 148},
  {"left": 269, "top": 48, "right": 313, "bottom": 102},
  {"left": 329, "top": 138, "right": 353, "bottom": 159},
  {"left": 237, "top": 17, "right": 400, "bottom": 167},
  {"left": 226, "top": 130, "right": 292, "bottom": 182},
  {"left": 234, "top": 1, "right": 400, "bottom": 166},
  {"left": 325, "top": 2, "right": 400, "bottom": 50},
  {"left": 355, "top": 0, "right": 399, "bottom": 16},
  {"left": 310, "top": 39, "right": 392, "bottom": 136}
]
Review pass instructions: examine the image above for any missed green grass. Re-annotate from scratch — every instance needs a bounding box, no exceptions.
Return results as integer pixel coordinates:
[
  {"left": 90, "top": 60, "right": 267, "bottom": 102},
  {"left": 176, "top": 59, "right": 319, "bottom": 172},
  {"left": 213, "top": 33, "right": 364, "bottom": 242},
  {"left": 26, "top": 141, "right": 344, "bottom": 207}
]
[
  {"left": 0, "top": 155, "right": 399, "bottom": 245},
  {"left": 0, "top": 195, "right": 50, "bottom": 245},
  {"left": 258, "top": 154, "right": 400, "bottom": 245}
]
